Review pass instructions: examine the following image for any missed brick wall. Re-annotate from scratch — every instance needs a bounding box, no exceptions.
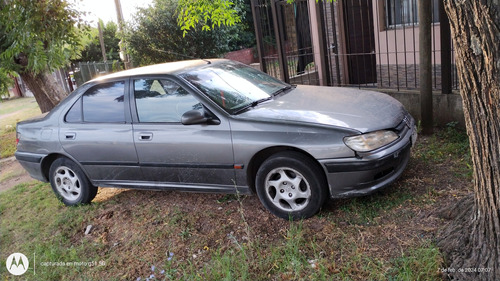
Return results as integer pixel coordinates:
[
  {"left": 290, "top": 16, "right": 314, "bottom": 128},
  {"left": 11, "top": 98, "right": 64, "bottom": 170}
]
[{"left": 224, "top": 48, "right": 258, "bottom": 65}]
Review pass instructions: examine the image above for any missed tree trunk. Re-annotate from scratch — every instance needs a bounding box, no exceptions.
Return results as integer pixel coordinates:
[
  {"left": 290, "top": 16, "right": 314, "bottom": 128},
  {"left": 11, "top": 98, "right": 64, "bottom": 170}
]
[
  {"left": 438, "top": 1, "right": 500, "bottom": 280},
  {"left": 19, "top": 71, "right": 67, "bottom": 113}
]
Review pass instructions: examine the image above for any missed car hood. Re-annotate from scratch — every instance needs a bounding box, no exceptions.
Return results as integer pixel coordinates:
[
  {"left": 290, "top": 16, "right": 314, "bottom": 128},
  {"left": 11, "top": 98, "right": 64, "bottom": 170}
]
[{"left": 237, "top": 85, "right": 406, "bottom": 133}]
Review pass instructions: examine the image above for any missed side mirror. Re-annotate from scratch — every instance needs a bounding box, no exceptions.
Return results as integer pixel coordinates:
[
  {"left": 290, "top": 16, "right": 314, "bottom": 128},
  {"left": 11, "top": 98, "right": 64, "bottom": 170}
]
[
  {"left": 181, "top": 109, "right": 221, "bottom": 125},
  {"left": 181, "top": 110, "right": 208, "bottom": 125}
]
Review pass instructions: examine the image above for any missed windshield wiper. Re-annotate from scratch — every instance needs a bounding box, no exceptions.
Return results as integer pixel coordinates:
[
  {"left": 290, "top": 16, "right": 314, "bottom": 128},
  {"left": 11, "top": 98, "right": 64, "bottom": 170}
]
[
  {"left": 272, "top": 85, "right": 296, "bottom": 96},
  {"left": 232, "top": 85, "right": 295, "bottom": 115},
  {"left": 233, "top": 96, "right": 273, "bottom": 115}
]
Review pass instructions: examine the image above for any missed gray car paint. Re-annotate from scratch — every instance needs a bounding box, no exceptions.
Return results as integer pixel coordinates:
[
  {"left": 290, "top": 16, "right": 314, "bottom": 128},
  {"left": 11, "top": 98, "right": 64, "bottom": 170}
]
[
  {"left": 132, "top": 114, "right": 236, "bottom": 188},
  {"left": 238, "top": 85, "right": 405, "bottom": 133},
  {"left": 15, "top": 59, "right": 416, "bottom": 199}
]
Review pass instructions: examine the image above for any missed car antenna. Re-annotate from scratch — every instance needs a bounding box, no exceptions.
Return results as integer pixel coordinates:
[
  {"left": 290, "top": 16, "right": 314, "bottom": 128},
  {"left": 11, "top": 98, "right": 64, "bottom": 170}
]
[{"left": 151, "top": 48, "right": 211, "bottom": 64}]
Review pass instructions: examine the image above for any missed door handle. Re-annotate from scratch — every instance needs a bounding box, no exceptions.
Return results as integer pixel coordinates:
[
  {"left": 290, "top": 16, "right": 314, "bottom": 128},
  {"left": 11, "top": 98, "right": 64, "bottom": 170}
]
[
  {"left": 65, "top": 133, "right": 76, "bottom": 140},
  {"left": 139, "top": 133, "right": 153, "bottom": 141}
]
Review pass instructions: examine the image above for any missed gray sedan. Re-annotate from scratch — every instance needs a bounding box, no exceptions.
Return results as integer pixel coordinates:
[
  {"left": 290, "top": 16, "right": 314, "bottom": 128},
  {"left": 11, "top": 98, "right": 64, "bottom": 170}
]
[{"left": 15, "top": 59, "right": 417, "bottom": 219}]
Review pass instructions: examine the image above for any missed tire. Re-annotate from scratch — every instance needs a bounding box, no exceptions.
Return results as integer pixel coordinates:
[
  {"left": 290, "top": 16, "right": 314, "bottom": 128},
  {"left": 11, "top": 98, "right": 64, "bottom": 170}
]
[
  {"left": 255, "top": 151, "right": 327, "bottom": 220},
  {"left": 49, "top": 157, "right": 98, "bottom": 206}
]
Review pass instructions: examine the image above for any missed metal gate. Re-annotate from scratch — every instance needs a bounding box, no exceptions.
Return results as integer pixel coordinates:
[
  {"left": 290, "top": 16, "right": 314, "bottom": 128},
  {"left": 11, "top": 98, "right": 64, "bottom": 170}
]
[
  {"left": 251, "top": 0, "right": 320, "bottom": 85},
  {"left": 251, "top": 0, "right": 459, "bottom": 91}
]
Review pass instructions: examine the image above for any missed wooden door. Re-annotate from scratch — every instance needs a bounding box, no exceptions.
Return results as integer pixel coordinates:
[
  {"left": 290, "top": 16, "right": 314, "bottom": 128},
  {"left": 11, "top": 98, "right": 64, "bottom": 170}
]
[{"left": 343, "top": 0, "right": 376, "bottom": 84}]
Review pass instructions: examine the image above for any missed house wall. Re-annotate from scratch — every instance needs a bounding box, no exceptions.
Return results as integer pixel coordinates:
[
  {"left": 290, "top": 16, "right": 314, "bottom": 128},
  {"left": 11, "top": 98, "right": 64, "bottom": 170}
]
[
  {"left": 372, "top": 1, "right": 443, "bottom": 65},
  {"left": 371, "top": 0, "right": 447, "bottom": 90},
  {"left": 374, "top": 24, "right": 442, "bottom": 65}
]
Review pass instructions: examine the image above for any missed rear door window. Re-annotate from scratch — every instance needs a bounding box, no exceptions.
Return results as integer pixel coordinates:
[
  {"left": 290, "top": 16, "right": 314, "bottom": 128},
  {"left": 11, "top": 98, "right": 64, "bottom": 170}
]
[{"left": 77, "top": 81, "right": 126, "bottom": 123}]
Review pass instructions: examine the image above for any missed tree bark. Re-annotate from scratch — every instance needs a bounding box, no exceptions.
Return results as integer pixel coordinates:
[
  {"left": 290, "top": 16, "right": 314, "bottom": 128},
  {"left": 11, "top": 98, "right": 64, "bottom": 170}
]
[
  {"left": 14, "top": 52, "right": 67, "bottom": 113},
  {"left": 19, "top": 71, "right": 67, "bottom": 113},
  {"left": 438, "top": 1, "right": 500, "bottom": 280}
]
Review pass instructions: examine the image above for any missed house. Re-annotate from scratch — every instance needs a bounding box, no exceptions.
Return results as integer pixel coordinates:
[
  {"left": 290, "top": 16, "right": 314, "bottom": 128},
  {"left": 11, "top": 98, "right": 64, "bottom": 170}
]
[{"left": 250, "top": 0, "right": 464, "bottom": 126}]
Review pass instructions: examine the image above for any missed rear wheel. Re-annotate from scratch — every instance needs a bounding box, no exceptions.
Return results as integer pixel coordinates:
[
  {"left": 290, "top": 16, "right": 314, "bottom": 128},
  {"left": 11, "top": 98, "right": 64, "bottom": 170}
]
[
  {"left": 256, "top": 151, "right": 327, "bottom": 220},
  {"left": 49, "top": 158, "right": 97, "bottom": 206}
]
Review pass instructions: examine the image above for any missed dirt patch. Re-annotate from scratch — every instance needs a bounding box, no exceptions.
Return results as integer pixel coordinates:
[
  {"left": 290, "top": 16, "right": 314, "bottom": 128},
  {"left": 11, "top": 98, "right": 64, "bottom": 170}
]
[{"left": 0, "top": 156, "right": 34, "bottom": 192}]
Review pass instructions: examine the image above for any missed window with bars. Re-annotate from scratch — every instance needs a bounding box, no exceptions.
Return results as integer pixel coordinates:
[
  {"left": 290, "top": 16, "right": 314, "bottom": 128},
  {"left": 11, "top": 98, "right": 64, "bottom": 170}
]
[{"left": 385, "top": 0, "right": 439, "bottom": 28}]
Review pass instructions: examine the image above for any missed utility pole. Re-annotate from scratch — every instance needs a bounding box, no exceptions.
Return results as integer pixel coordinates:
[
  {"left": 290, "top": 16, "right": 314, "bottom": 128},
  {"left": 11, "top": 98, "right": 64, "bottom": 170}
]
[
  {"left": 114, "top": 0, "right": 131, "bottom": 69},
  {"left": 419, "top": 0, "right": 433, "bottom": 135}
]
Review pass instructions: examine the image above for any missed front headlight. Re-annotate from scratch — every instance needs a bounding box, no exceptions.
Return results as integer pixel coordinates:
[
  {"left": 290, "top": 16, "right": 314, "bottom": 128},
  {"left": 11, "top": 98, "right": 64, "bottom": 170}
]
[{"left": 344, "top": 130, "right": 399, "bottom": 152}]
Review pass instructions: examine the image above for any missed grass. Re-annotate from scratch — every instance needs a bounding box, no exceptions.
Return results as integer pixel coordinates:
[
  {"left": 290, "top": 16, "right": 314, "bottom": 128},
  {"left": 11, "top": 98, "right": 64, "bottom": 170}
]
[
  {"left": 0, "top": 125, "right": 471, "bottom": 280},
  {"left": 389, "top": 242, "right": 443, "bottom": 281},
  {"left": 0, "top": 97, "right": 41, "bottom": 158},
  {"left": 0, "top": 182, "right": 444, "bottom": 280},
  {"left": 415, "top": 122, "right": 472, "bottom": 178},
  {"left": 334, "top": 189, "right": 414, "bottom": 225},
  {"left": 0, "top": 182, "right": 107, "bottom": 279},
  {"left": 129, "top": 221, "right": 442, "bottom": 281}
]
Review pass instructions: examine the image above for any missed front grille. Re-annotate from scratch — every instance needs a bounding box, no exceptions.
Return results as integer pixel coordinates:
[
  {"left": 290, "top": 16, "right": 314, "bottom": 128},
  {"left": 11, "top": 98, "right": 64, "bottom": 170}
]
[{"left": 395, "top": 113, "right": 411, "bottom": 136}]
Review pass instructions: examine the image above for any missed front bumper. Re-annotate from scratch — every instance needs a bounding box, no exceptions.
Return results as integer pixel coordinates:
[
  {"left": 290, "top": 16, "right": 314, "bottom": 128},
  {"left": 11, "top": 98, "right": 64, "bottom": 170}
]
[
  {"left": 15, "top": 151, "right": 48, "bottom": 182},
  {"left": 322, "top": 141, "right": 411, "bottom": 198},
  {"left": 320, "top": 115, "right": 416, "bottom": 199}
]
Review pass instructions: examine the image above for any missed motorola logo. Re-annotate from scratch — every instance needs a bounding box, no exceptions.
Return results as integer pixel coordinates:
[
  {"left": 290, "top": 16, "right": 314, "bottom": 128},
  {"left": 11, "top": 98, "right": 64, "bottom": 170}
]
[{"left": 6, "top": 253, "right": 29, "bottom": 276}]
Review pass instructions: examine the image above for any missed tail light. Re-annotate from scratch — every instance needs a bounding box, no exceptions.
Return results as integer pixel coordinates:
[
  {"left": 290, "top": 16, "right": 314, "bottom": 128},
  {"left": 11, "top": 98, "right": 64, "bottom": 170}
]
[{"left": 16, "top": 131, "right": 20, "bottom": 146}]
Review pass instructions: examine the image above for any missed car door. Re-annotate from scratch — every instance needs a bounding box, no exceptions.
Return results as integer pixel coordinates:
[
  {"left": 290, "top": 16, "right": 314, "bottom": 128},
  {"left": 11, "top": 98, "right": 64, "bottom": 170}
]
[
  {"left": 60, "top": 79, "right": 142, "bottom": 182},
  {"left": 131, "top": 77, "right": 236, "bottom": 190}
]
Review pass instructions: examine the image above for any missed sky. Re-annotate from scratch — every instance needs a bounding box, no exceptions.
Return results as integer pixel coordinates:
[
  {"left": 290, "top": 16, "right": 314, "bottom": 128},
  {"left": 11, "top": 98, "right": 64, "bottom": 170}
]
[{"left": 75, "top": 0, "right": 153, "bottom": 26}]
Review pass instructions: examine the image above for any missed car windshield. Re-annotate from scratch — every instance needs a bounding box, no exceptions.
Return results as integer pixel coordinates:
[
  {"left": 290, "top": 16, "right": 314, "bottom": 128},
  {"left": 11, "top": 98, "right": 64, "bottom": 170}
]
[{"left": 180, "top": 61, "right": 290, "bottom": 114}]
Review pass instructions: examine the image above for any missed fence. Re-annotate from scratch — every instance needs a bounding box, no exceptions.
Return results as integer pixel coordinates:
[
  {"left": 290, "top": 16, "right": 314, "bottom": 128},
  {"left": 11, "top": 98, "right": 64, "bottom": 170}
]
[
  {"left": 251, "top": 0, "right": 459, "bottom": 92},
  {"left": 71, "top": 61, "right": 124, "bottom": 87},
  {"left": 252, "top": 0, "right": 322, "bottom": 85}
]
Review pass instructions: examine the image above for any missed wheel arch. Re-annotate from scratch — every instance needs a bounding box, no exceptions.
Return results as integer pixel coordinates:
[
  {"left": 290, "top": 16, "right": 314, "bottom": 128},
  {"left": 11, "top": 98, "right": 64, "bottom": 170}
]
[
  {"left": 41, "top": 153, "right": 92, "bottom": 183},
  {"left": 246, "top": 146, "right": 327, "bottom": 193}
]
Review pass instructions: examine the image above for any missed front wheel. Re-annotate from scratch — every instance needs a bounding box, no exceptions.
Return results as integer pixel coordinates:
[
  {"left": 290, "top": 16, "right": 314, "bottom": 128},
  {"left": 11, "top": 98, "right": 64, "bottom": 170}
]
[
  {"left": 49, "top": 158, "right": 98, "bottom": 206},
  {"left": 255, "top": 151, "right": 327, "bottom": 220}
]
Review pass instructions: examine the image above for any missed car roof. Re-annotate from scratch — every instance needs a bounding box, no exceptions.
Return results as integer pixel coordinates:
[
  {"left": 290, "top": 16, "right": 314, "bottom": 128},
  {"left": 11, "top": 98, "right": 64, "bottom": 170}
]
[{"left": 90, "top": 58, "right": 228, "bottom": 82}]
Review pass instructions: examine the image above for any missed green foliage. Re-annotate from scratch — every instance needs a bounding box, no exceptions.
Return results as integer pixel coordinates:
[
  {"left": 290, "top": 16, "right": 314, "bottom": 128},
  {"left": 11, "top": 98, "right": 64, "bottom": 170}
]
[
  {"left": 225, "top": 0, "right": 258, "bottom": 51},
  {"left": 125, "top": 0, "right": 254, "bottom": 66},
  {"left": 74, "top": 21, "right": 121, "bottom": 63},
  {"left": 174, "top": 0, "right": 335, "bottom": 38},
  {"left": 177, "top": 0, "right": 241, "bottom": 36},
  {"left": 175, "top": 0, "right": 255, "bottom": 49},
  {"left": 0, "top": 68, "right": 14, "bottom": 100},
  {"left": 0, "top": 0, "right": 85, "bottom": 75}
]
